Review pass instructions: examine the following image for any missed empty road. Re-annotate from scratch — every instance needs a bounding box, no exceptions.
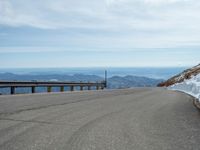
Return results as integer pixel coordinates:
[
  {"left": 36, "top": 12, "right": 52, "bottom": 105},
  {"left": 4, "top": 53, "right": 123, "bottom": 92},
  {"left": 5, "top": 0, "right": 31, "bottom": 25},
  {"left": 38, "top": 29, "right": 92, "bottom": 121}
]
[{"left": 0, "top": 88, "right": 200, "bottom": 150}]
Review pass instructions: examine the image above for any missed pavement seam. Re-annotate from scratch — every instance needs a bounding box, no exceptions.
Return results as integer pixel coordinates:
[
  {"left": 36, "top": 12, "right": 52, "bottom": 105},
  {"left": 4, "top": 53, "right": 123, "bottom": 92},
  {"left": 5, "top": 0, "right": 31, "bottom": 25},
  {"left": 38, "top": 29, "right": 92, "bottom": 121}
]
[{"left": 0, "top": 118, "right": 54, "bottom": 125}]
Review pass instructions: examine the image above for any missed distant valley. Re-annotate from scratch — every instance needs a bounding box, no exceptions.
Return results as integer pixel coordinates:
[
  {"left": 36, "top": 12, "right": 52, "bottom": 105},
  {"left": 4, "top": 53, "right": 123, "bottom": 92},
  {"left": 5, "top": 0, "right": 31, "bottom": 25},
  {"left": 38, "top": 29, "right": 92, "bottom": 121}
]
[{"left": 0, "top": 73, "right": 163, "bottom": 94}]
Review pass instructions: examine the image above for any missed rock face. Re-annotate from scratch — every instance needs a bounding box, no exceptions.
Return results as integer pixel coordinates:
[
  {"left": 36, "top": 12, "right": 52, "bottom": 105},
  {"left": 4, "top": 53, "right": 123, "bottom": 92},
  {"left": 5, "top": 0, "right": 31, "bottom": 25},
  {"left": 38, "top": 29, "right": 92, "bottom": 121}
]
[{"left": 158, "top": 64, "right": 200, "bottom": 87}]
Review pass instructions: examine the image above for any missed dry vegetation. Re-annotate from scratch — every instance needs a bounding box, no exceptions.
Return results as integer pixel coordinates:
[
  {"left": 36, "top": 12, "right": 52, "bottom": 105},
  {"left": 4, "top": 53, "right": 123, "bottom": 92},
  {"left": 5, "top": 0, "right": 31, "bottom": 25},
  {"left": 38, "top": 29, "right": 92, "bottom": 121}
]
[{"left": 158, "top": 64, "right": 200, "bottom": 87}]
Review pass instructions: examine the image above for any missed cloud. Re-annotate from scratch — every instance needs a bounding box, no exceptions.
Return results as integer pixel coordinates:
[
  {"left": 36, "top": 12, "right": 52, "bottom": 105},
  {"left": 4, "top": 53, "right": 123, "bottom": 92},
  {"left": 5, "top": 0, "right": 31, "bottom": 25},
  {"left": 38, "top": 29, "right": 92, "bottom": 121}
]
[
  {"left": 0, "top": 0, "right": 53, "bottom": 28},
  {"left": 0, "top": 0, "right": 199, "bottom": 30},
  {"left": 0, "top": 0, "right": 200, "bottom": 49}
]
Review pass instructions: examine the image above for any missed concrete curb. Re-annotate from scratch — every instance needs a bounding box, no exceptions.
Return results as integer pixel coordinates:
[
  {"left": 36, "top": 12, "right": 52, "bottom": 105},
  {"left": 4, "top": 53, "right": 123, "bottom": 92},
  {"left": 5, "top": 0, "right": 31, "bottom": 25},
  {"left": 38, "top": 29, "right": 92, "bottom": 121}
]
[{"left": 193, "top": 99, "right": 200, "bottom": 111}]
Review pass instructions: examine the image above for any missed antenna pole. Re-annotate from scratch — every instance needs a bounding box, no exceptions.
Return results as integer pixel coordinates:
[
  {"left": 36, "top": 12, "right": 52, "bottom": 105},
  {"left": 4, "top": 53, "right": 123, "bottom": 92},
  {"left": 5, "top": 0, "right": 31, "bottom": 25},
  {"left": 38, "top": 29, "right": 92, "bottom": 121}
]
[{"left": 105, "top": 70, "right": 107, "bottom": 88}]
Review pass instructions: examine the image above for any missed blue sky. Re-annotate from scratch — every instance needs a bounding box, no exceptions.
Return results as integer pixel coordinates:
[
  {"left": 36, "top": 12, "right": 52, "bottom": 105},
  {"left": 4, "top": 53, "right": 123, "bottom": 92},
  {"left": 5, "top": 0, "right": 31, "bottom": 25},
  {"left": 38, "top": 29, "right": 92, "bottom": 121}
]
[{"left": 0, "top": 0, "right": 200, "bottom": 68}]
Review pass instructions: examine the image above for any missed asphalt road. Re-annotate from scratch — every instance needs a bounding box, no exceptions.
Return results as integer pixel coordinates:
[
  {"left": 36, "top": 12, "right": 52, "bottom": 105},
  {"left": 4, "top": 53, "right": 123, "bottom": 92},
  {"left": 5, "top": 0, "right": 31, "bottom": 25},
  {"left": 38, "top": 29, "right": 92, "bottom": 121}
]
[{"left": 0, "top": 88, "right": 200, "bottom": 150}]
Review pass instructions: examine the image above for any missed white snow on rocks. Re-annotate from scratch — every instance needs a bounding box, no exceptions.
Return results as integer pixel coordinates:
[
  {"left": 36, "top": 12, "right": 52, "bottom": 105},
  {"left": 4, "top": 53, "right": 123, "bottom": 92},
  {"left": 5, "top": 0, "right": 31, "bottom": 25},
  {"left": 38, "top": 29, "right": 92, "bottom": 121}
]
[{"left": 169, "top": 74, "right": 200, "bottom": 102}]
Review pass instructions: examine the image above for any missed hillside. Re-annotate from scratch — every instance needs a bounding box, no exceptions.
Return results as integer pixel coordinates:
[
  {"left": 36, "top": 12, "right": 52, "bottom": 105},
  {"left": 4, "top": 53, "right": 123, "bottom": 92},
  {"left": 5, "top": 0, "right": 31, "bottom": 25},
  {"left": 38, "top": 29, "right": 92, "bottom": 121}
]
[
  {"left": 108, "top": 75, "right": 162, "bottom": 89},
  {"left": 158, "top": 64, "right": 200, "bottom": 87},
  {"left": 158, "top": 64, "right": 200, "bottom": 102}
]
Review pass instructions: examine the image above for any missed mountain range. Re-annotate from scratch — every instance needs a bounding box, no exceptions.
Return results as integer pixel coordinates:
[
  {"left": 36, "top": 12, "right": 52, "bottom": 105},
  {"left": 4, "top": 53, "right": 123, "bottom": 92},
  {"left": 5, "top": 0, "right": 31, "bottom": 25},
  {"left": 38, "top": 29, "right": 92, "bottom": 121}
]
[{"left": 0, "top": 73, "right": 163, "bottom": 94}]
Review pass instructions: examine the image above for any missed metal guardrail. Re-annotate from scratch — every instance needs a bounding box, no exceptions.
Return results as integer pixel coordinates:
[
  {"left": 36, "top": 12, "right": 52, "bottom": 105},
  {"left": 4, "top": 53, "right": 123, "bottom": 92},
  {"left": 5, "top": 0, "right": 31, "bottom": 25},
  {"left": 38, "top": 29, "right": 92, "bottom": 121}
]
[{"left": 0, "top": 81, "right": 107, "bottom": 95}]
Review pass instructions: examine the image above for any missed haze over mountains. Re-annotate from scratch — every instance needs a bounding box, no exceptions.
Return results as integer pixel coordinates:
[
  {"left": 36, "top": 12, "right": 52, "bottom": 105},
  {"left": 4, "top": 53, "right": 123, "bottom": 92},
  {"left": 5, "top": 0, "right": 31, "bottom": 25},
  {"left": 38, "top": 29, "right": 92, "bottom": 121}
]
[
  {"left": 0, "top": 73, "right": 163, "bottom": 89},
  {"left": 0, "top": 67, "right": 186, "bottom": 79},
  {"left": 0, "top": 67, "right": 189, "bottom": 94}
]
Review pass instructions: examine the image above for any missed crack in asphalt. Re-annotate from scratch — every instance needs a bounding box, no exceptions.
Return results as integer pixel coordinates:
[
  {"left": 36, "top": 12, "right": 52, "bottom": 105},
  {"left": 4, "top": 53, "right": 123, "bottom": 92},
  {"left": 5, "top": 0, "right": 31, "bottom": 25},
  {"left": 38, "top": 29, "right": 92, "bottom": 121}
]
[
  {"left": 0, "top": 118, "right": 54, "bottom": 125},
  {"left": 0, "top": 89, "right": 150, "bottom": 117}
]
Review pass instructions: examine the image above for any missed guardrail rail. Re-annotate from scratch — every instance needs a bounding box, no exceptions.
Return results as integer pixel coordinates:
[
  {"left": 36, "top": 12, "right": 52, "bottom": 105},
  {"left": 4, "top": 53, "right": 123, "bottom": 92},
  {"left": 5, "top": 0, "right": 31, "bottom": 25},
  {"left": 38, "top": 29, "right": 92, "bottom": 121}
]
[{"left": 0, "top": 81, "right": 107, "bottom": 95}]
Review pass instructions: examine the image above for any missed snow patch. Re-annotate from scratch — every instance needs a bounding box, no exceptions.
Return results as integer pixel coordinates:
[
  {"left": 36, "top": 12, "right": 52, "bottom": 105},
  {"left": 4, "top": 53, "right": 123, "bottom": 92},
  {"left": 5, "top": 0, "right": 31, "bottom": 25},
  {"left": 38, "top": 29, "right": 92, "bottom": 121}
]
[{"left": 168, "top": 74, "right": 200, "bottom": 102}]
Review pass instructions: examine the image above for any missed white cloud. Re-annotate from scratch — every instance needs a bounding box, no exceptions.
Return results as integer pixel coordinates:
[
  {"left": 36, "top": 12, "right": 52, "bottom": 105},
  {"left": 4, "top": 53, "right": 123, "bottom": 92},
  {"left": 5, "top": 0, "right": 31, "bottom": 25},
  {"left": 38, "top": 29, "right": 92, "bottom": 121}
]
[
  {"left": 144, "top": 0, "right": 189, "bottom": 5},
  {"left": 0, "top": 0, "right": 54, "bottom": 28},
  {"left": 0, "top": 0, "right": 200, "bottom": 49},
  {"left": 0, "top": 0, "right": 198, "bottom": 29}
]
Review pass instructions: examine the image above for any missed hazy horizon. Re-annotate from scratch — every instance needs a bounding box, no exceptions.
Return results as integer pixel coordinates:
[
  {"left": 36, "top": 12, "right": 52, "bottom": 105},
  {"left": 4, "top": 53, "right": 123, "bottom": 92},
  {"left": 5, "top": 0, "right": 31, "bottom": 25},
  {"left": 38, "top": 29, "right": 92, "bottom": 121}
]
[
  {"left": 0, "top": 66, "right": 192, "bottom": 69},
  {"left": 0, "top": 67, "right": 188, "bottom": 80}
]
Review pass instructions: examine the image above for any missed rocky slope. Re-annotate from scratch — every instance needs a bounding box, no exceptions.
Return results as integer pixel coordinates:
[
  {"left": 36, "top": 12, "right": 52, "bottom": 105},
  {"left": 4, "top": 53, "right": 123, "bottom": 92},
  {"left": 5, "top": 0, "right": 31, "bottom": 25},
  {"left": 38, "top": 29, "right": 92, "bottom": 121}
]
[{"left": 158, "top": 64, "right": 200, "bottom": 87}]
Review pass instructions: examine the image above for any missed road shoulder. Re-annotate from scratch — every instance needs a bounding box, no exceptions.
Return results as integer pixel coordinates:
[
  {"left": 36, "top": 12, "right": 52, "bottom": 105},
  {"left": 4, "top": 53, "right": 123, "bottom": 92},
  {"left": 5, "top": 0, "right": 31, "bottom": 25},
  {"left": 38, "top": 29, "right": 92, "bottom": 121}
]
[{"left": 193, "top": 99, "right": 200, "bottom": 111}]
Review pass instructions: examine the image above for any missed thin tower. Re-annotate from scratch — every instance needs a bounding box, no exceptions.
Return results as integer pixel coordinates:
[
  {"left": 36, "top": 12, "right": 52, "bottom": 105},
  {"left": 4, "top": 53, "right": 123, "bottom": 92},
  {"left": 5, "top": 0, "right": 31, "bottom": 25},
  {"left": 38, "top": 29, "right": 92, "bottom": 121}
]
[{"left": 105, "top": 70, "right": 107, "bottom": 88}]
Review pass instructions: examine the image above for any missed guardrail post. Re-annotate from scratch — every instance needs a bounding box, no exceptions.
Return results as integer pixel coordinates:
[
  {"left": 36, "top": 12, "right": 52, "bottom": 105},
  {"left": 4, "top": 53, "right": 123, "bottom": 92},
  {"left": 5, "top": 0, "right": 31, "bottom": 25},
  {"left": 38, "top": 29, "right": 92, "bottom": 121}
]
[
  {"left": 70, "top": 86, "right": 74, "bottom": 91},
  {"left": 47, "top": 86, "right": 52, "bottom": 93},
  {"left": 87, "top": 81, "right": 91, "bottom": 90},
  {"left": 60, "top": 86, "right": 64, "bottom": 92},
  {"left": 80, "top": 86, "right": 83, "bottom": 91},
  {"left": 11, "top": 87, "right": 15, "bottom": 95},
  {"left": 31, "top": 86, "right": 36, "bottom": 93}
]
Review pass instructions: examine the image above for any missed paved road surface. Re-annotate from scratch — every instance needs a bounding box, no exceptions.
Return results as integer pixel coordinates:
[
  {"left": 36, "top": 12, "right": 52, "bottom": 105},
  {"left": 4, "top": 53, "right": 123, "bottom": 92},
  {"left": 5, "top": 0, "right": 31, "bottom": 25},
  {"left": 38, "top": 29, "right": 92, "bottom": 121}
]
[{"left": 0, "top": 88, "right": 200, "bottom": 150}]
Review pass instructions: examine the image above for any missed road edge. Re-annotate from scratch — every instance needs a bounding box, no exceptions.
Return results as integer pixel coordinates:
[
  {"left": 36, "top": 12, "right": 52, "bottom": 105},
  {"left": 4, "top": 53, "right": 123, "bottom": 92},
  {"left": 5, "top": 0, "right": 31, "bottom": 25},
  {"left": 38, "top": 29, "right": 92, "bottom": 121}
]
[
  {"left": 168, "top": 89, "right": 200, "bottom": 111},
  {"left": 193, "top": 99, "right": 200, "bottom": 111}
]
